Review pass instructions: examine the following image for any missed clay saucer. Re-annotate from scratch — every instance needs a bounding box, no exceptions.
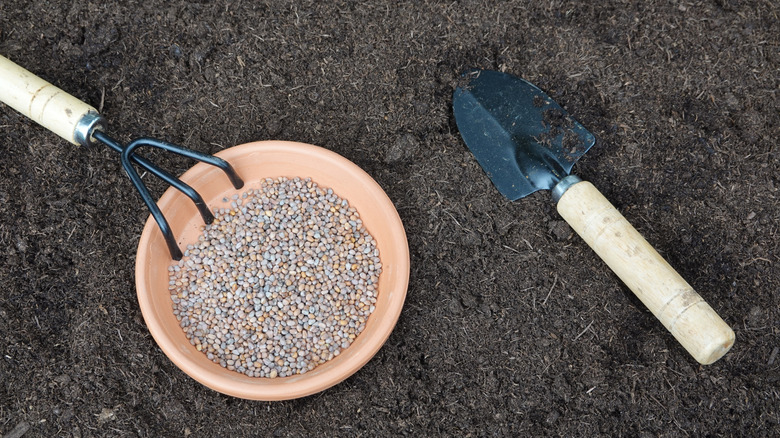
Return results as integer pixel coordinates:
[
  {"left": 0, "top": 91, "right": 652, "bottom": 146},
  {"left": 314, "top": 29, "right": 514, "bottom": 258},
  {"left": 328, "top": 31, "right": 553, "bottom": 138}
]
[{"left": 135, "top": 141, "right": 410, "bottom": 400}]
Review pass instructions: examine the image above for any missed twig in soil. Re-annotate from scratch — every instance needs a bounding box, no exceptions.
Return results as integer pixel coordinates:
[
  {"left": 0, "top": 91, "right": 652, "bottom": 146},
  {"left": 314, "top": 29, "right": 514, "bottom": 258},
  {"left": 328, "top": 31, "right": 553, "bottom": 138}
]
[
  {"left": 769, "top": 347, "right": 779, "bottom": 366},
  {"left": 443, "top": 209, "right": 472, "bottom": 231},
  {"left": 3, "top": 421, "right": 30, "bottom": 438},
  {"left": 573, "top": 320, "right": 594, "bottom": 341},
  {"left": 541, "top": 275, "right": 558, "bottom": 305},
  {"left": 740, "top": 257, "right": 772, "bottom": 267},
  {"left": 502, "top": 244, "right": 521, "bottom": 254}
]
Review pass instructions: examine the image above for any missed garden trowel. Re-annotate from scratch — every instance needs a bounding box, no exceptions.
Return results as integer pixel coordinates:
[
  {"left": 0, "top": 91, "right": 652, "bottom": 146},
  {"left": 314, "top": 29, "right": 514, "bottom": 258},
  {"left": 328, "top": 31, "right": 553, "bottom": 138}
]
[{"left": 453, "top": 69, "right": 734, "bottom": 365}]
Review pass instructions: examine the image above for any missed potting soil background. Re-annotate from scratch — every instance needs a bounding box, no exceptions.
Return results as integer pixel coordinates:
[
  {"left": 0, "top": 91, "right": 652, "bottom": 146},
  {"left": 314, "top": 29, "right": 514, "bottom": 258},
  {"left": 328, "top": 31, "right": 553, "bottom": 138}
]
[{"left": 0, "top": 1, "right": 778, "bottom": 436}]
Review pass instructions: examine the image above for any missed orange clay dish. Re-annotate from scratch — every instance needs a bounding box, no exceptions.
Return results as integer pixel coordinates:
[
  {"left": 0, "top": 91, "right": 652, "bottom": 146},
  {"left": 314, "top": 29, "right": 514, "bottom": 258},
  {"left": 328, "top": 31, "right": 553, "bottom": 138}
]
[{"left": 137, "top": 141, "right": 410, "bottom": 400}]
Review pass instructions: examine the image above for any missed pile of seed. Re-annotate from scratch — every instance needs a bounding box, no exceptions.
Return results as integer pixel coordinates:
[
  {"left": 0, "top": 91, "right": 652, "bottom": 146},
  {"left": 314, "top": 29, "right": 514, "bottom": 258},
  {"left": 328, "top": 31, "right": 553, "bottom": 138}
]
[{"left": 168, "top": 177, "right": 381, "bottom": 378}]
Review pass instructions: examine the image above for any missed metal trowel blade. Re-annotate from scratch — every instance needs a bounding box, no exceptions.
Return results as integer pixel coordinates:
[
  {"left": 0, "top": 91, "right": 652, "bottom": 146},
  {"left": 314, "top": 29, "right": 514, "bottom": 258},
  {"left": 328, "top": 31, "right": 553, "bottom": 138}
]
[{"left": 453, "top": 69, "right": 595, "bottom": 200}]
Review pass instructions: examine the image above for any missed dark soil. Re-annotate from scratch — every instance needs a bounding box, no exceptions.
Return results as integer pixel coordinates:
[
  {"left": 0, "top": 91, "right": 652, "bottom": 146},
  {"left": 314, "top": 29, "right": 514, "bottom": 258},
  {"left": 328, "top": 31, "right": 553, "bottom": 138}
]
[{"left": 1, "top": 1, "right": 778, "bottom": 436}]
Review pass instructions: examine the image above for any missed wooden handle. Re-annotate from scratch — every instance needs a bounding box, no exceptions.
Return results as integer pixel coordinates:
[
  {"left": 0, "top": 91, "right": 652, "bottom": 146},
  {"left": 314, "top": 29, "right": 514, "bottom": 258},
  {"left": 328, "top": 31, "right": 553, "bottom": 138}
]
[
  {"left": 0, "top": 54, "right": 98, "bottom": 145},
  {"left": 556, "top": 180, "right": 735, "bottom": 365}
]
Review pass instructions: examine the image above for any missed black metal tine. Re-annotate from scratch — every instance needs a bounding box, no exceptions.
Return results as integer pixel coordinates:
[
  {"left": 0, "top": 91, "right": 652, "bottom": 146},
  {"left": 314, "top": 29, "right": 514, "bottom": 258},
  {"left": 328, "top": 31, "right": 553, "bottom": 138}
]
[
  {"left": 126, "top": 137, "right": 244, "bottom": 190},
  {"left": 93, "top": 131, "right": 215, "bottom": 225},
  {"left": 93, "top": 132, "right": 246, "bottom": 261},
  {"left": 122, "top": 137, "right": 246, "bottom": 260},
  {"left": 118, "top": 146, "right": 183, "bottom": 261}
]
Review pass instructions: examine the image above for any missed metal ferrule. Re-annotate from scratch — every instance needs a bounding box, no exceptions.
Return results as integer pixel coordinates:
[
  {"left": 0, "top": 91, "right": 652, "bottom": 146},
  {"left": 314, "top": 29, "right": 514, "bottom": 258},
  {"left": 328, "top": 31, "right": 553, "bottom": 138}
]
[
  {"left": 73, "top": 111, "right": 106, "bottom": 146},
  {"left": 551, "top": 175, "right": 583, "bottom": 204}
]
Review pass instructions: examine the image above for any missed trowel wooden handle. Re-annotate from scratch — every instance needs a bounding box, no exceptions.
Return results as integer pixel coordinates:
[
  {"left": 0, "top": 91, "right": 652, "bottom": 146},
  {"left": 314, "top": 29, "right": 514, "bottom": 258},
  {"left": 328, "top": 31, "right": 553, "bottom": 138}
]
[
  {"left": 0, "top": 54, "right": 102, "bottom": 145},
  {"left": 556, "top": 180, "right": 735, "bottom": 365}
]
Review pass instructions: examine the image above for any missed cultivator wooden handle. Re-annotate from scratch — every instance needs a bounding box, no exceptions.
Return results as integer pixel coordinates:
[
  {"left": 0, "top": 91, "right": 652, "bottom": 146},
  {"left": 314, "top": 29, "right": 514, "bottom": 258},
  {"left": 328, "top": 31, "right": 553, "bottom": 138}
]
[
  {"left": 0, "top": 54, "right": 103, "bottom": 146},
  {"left": 0, "top": 53, "right": 243, "bottom": 260},
  {"left": 556, "top": 179, "right": 735, "bottom": 365}
]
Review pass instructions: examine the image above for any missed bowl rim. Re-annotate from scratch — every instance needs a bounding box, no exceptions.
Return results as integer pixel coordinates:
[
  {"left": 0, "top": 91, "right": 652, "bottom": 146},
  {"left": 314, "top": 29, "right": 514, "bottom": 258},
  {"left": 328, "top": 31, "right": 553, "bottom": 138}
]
[{"left": 135, "top": 140, "right": 410, "bottom": 400}]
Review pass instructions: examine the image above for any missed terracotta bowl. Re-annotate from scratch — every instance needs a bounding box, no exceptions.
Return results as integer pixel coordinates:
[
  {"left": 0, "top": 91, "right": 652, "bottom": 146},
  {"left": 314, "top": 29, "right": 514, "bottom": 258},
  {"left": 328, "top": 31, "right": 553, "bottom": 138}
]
[{"left": 135, "top": 141, "right": 410, "bottom": 400}]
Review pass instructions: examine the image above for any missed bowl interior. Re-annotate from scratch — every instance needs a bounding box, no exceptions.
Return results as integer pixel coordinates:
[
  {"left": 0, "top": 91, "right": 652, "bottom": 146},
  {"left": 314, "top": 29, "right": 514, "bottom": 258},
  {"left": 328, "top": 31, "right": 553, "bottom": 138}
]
[{"left": 135, "top": 140, "right": 409, "bottom": 400}]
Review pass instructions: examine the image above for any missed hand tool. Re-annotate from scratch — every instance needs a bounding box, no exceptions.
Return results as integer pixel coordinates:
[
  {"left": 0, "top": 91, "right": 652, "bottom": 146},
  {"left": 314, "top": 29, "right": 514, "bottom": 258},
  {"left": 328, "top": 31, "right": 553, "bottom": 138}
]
[{"left": 453, "top": 69, "right": 734, "bottom": 365}]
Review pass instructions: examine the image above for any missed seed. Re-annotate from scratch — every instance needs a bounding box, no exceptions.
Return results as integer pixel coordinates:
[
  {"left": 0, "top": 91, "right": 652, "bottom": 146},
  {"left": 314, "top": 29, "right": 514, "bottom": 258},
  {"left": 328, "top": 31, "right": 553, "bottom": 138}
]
[{"left": 169, "top": 177, "right": 381, "bottom": 378}]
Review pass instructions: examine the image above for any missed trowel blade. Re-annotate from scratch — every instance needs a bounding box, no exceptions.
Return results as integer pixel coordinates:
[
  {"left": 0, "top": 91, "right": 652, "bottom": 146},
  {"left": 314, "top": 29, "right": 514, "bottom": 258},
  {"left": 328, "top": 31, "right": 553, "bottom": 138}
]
[{"left": 453, "top": 69, "right": 595, "bottom": 200}]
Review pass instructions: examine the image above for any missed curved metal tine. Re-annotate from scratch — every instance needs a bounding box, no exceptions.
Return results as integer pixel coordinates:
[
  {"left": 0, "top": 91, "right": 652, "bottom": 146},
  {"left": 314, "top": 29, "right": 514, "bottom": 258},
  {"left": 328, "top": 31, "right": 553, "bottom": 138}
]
[
  {"left": 127, "top": 137, "right": 245, "bottom": 190},
  {"left": 93, "top": 131, "right": 214, "bottom": 224},
  {"left": 119, "top": 145, "right": 183, "bottom": 261}
]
